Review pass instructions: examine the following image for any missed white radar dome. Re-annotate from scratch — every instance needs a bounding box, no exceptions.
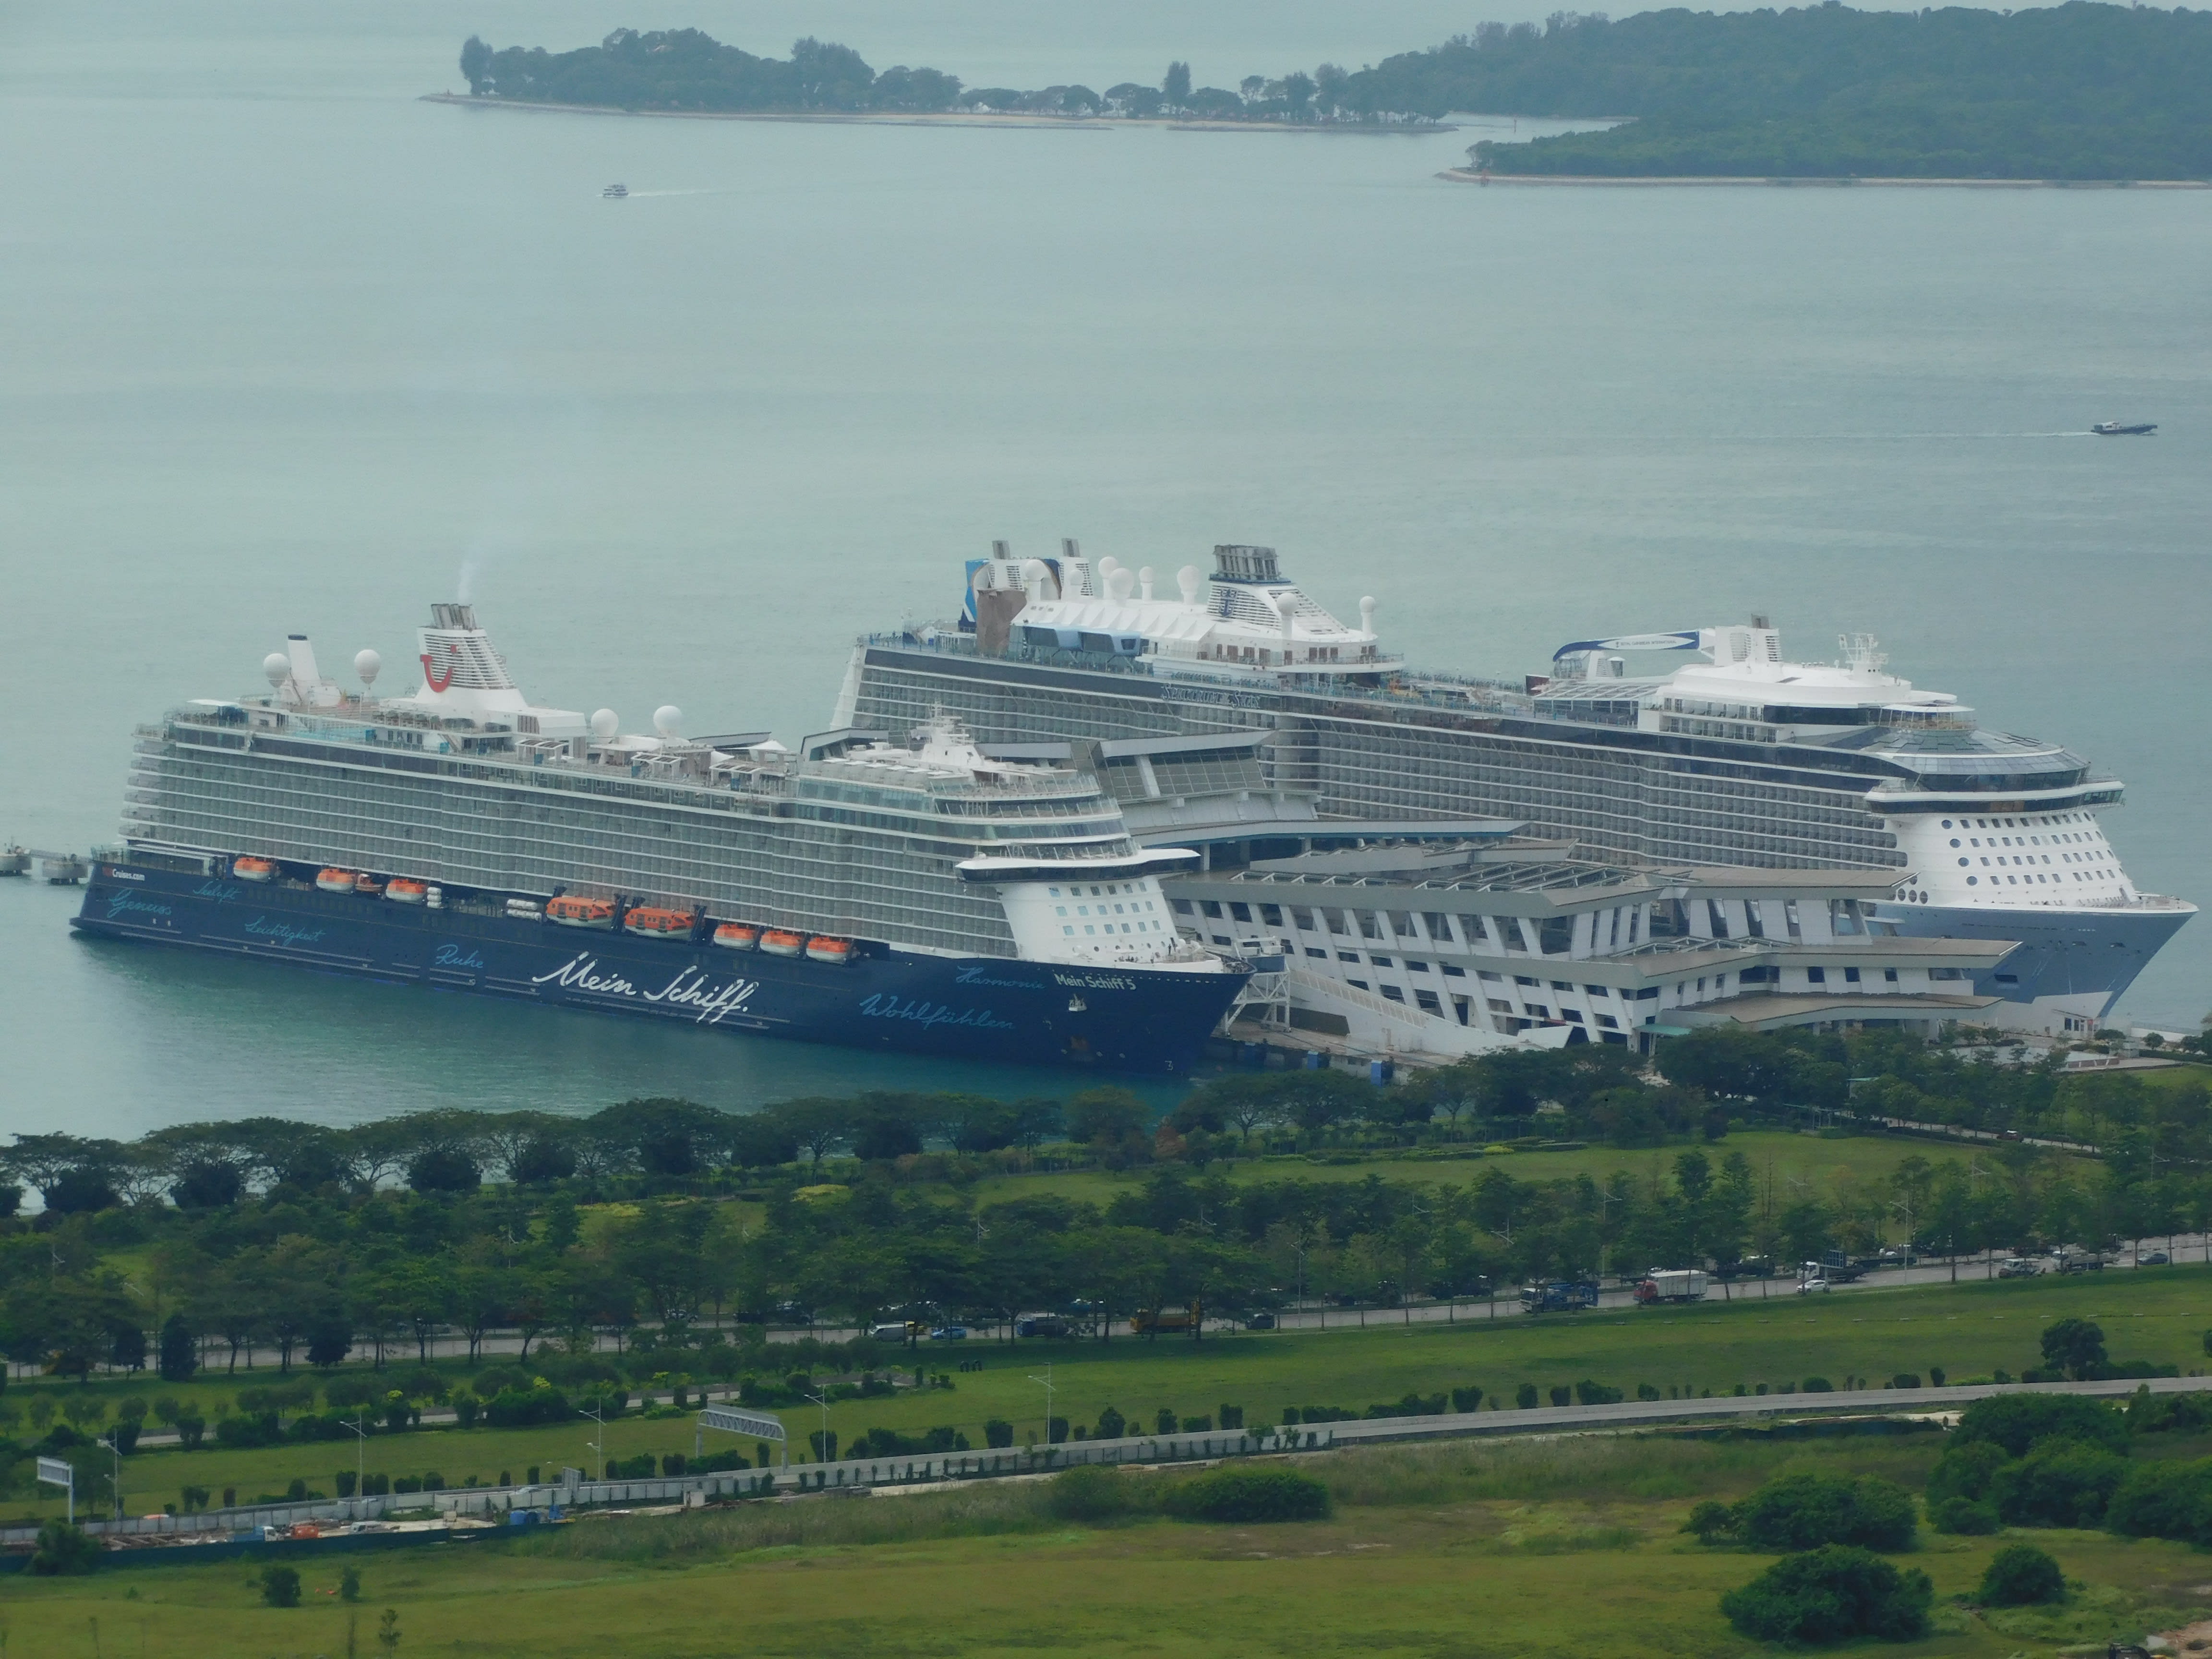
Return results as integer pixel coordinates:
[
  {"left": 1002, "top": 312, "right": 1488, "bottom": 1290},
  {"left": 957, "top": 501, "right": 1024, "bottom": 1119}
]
[
  {"left": 653, "top": 705, "right": 682, "bottom": 739},
  {"left": 590, "top": 709, "right": 619, "bottom": 741},
  {"left": 263, "top": 653, "right": 290, "bottom": 687},
  {"left": 1177, "top": 565, "right": 1202, "bottom": 604},
  {"left": 354, "top": 649, "right": 382, "bottom": 689}
]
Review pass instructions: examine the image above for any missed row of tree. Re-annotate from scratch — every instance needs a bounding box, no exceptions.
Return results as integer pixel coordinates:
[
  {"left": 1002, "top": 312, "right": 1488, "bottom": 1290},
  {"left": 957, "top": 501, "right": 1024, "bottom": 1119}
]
[{"left": 456, "top": 32, "right": 1429, "bottom": 126}]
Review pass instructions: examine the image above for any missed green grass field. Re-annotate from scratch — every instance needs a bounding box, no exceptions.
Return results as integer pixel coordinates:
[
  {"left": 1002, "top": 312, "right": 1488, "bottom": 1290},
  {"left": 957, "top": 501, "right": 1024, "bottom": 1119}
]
[
  {"left": 964, "top": 1128, "right": 2083, "bottom": 1211},
  {"left": 4, "top": 1431, "right": 2207, "bottom": 1656},
  {"left": 9, "top": 1264, "right": 2208, "bottom": 1529}
]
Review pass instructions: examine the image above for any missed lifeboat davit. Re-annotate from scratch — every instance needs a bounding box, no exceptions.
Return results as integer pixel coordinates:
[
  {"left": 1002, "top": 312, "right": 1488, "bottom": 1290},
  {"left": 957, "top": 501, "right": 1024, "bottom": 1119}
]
[
  {"left": 232, "top": 856, "right": 276, "bottom": 883},
  {"left": 385, "top": 878, "right": 428, "bottom": 904},
  {"left": 759, "top": 929, "right": 805, "bottom": 958},
  {"left": 315, "top": 868, "right": 358, "bottom": 894},
  {"left": 354, "top": 875, "right": 386, "bottom": 898},
  {"left": 712, "top": 922, "right": 759, "bottom": 950},
  {"left": 622, "top": 906, "right": 695, "bottom": 939},
  {"left": 546, "top": 895, "right": 616, "bottom": 929},
  {"left": 805, "top": 936, "right": 855, "bottom": 966}
]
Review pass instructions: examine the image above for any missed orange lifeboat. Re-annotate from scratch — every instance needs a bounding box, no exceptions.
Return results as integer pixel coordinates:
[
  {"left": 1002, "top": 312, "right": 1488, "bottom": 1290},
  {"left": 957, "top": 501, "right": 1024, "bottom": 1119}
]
[
  {"left": 622, "top": 906, "right": 695, "bottom": 939},
  {"left": 712, "top": 922, "right": 759, "bottom": 951},
  {"left": 546, "top": 895, "right": 616, "bottom": 929},
  {"left": 315, "top": 868, "right": 358, "bottom": 894},
  {"left": 385, "top": 878, "right": 428, "bottom": 904},
  {"left": 759, "top": 929, "right": 805, "bottom": 958},
  {"left": 353, "top": 874, "right": 386, "bottom": 898},
  {"left": 232, "top": 856, "right": 276, "bottom": 883},
  {"left": 805, "top": 937, "right": 855, "bottom": 966}
]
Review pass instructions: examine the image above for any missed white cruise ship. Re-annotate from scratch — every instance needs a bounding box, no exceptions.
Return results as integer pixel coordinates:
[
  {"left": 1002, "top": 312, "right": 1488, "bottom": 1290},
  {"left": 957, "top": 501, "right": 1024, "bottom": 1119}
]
[
  {"left": 73, "top": 605, "right": 1247, "bottom": 1071},
  {"left": 835, "top": 542, "right": 2193, "bottom": 1036}
]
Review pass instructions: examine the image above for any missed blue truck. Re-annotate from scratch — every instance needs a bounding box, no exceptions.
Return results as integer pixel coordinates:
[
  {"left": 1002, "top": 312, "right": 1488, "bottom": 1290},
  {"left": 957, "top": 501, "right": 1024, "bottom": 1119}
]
[{"left": 1519, "top": 1280, "right": 1601, "bottom": 1314}]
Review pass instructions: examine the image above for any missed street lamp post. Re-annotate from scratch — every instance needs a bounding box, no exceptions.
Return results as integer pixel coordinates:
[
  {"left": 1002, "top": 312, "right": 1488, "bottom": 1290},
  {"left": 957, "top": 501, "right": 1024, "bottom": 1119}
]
[
  {"left": 345, "top": 1414, "right": 369, "bottom": 1501},
  {"left": 1028, "top": 1364, "right": 1055, "bottom": 1453},
  {"left": 804, "top": 1391, "right": 830, "bottom": 1469},
  {"left": 581, "top": 1401, "right": 606, "bottom": 1482}
]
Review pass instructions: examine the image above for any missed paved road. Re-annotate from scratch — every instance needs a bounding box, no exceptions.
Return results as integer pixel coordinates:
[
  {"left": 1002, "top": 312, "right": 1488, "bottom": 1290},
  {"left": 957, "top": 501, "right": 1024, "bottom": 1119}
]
[{"left": 1322, "top": 1372, "right": 2212, "bottom": 1449}]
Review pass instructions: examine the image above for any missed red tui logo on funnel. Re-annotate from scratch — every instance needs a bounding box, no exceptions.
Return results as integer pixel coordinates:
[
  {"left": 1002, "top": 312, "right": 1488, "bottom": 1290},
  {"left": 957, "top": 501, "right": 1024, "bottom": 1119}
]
[{"left": 421, "top": 650, "right": 457, "bottom": 693}]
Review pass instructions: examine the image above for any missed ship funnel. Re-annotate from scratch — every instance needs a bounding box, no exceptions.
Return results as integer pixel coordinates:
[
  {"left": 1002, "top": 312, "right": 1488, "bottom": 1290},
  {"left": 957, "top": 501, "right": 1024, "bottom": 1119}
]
[{"left": 287, "top": 634, "right": 323, "bottom": 690}]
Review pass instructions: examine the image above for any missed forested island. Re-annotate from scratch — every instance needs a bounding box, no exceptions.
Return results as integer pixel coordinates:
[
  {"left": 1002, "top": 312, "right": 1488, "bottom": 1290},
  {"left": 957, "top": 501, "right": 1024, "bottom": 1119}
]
[
  {"left": 452, "top": 30, "right": 1437, "bottom": 126},
  {"left": 1420, "top": 3, "right": 2212, "bottom": 180},
  {"left": 451, "top": 6, "right": 2212, "bottom": 180}
]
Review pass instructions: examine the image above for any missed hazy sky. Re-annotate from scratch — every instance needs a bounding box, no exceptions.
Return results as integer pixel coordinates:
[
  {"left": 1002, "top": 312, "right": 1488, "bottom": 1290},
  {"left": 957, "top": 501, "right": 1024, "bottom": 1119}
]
[{"left": 2, "top": 0, "right": 2056, "bottom": 101}]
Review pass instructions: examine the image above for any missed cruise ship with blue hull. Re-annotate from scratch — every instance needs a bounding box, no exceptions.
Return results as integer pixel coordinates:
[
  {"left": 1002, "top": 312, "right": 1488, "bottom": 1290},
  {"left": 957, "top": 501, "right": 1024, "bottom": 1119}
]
[
  {"left": 839, "top": 543, "right": 2193, "bottom": 1036},
  {"left": 82, "top": 605, "right": 1248, "bottom": 1073},
  {"left": 74, "top": 859, "right": 1226, "bottom": 1070}
]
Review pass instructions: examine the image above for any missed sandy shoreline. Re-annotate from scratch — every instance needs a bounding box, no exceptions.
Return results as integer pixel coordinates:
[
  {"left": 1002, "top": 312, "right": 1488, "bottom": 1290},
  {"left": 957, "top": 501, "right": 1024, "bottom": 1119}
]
[
  {"left": 1439, "top": 168, "right": 2211, "bottom": 189},
  {"left": 419, "top": 92, "right": 1452, "bottom": 133}
]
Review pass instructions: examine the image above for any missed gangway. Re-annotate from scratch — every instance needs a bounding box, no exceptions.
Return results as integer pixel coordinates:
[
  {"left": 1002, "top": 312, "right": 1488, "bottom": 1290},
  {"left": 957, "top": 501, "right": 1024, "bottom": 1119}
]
[{"left": 697, "top": 1404, "right": 789, "bottom": 1469}]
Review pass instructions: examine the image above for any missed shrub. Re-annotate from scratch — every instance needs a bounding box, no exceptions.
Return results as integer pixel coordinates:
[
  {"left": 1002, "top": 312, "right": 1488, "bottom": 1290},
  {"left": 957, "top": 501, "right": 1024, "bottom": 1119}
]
[
  {"left": 29, "top": 1520, "right": 99, "bottom": 1575},
  {"left": 1450, "top": 1387, "right": 1483, "bottom": 1413},
  {"left": 485, "top": 1385, "right": 572, "bottom": 1429},
  {"left": 2105, "top": 1456, "right": 2212, "bottom": 1544},
  {"left": 1047, "top": 1465, "right": 1134, "bottom": 1522},
  {"left": 661, "top": 1453, "right": 687, "bottom": 1477},
  {"left": 1218, "top": 1405, "right": 1245, "bottom": 1430},
  {"left": 1927, "top": 1439, "right": 2011, "bottom": 1507},
  {"left": 1683, "top": 1500, "right": 1734, "bottom": 1543},
  {"left": 1635, "top": 1383, "right": 1662, "bottom": 1402},
  {"left": 1575, "top": 1380, "right": 1623, "bottom": 1406},
  {"left": 1094, "top": 1407, "right": 1125, "bottom": 1441},
  {"left": 1548, "top": 1386, "right": 1571, "bottom": 1408},
  {"left": 1180, "top": 1415, "right": 1213, "bottom": 1433},
  {"left": 1727, "top": 1472, "right": 1918, "bottom": 1552},
  {"left": 451, "top": 1392, "right": 480, "bottom": 1430},
  {"left": 216, "top": 1411, "right": 282, "bottom": 1450},
  {"left": 1516, "top": 1383, "right": 1539, "bottom": 1409},
  {"left": 984, "top": 1419, "right": 1014, "bottom": 1449},
  {"left": 260, "top": 1564, "right": 302, "bottom": 1607},
  {"left": 1164, "top": 1466, "right": 1331, "bottom": 1524},
  {"left": 1980, "top": 1543, "right": 2065, "bottom": 1607},
  {"left": 1989, "top": 1438, "right": 2128, "bottom": 1528},
  {"left": 1928, "top": 1367, "right": 1946, "bottom": 1387},
  {"left": 323, "top": 1374, "right": 383, "bottom": 1410},
  {"left": 1802, "top": 1376, "right": 1834, "bottom": 1392},
  {"left": 1930, "top": 1497, "right": 2000, "bottom": 1535},
  {"left": 337, "top": 1470, "right": 357, "bottom": 1498},
  {"left": 1155, "top": 1407, "right": 1178, "bottom": 1436},
  {"left": 1720, "top": 1545, "right": 1934, "bottom": 1645},
  {"left": 1952, "top": 1394, "right": 2126, "bottom": 1458},
  {"left": 1891, "top": 1373, "right": 1922, "bottom": 1390},
  {"left": 339, "top": 1564, "right": 361, "bottom": 1603}
]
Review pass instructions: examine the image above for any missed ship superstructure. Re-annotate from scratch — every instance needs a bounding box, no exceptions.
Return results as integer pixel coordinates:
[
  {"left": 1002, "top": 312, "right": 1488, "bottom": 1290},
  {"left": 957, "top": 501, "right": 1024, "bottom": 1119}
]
[
  {"left": 77, "top": 606, "right": 1245, "bottom": 1070},
  {"left": 838, "top": 544, "right": 2193, "bottom": 1036}
]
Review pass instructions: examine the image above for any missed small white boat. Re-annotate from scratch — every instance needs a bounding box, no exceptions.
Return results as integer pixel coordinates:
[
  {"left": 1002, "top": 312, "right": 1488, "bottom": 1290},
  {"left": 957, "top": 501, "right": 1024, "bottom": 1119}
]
[
  {"left": 2091, "top": 421, "right": 2156, "bottom": 436},
  {"left": 602, "top": 183, "right": 628, "bottom": 199}
]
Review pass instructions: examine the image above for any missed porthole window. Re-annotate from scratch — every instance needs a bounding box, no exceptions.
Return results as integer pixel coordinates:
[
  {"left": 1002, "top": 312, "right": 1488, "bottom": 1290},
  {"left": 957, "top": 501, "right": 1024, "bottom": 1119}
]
[
  {"left": 1949, "top": 839, "right": 1960, "bottom": 848},
  {"left": 1957, "top": 857, "right": 1968, "bottom": 866},
  {"left": 1967, "top": 876, "right": 1978, "bottom": 885},
  {"left": 1941, "top": 819, "right": 1954, "bottom": 829}
]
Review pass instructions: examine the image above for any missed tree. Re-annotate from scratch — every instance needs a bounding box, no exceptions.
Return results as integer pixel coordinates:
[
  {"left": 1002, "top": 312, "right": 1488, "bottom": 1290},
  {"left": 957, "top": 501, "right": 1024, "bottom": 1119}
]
[
  {"left": 460, "top": 35, "right": 494, "bottom": 94},
  {"left": 1066, "top": 1087, "right": 1147, "bottom": 1148},
  {"left": 377, "top": 1608, "right": 402, "bottom": 1653},
  {"left": 773, "top": 1097, "right": 854, "bottom": 1172},
  {"left": 1282, "top": 70, "right": 1315, "bottom": 115},
  {"left": 261, "top": 1563, "right": 302, "bottom": 1607},
  {"left": 2040, "top": 1316, "right": 2107, "bottom": 1379},
  {"left": 157, "top": 1310, "right": 197, "bottom": 1382},
  {"left": 1162, "top": 61, "right": 1191, "bottom": 106}
]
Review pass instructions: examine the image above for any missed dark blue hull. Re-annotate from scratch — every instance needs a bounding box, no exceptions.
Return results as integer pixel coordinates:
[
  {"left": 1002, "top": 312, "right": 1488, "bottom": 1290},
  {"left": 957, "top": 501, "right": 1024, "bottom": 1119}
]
[{"left": 71, "top": 862, "right": 1242, "bottom": 1072}]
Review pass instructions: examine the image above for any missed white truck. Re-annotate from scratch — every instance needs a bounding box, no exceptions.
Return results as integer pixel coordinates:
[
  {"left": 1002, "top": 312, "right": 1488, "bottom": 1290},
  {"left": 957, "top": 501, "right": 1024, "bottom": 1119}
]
[{"left": 1634, "top": 1269, "right": 1709, "bottom": 1305}]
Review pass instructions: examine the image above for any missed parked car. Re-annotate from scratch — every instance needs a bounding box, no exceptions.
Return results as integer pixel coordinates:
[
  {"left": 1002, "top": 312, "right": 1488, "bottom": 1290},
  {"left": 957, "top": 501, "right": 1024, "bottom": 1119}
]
[
  {"left": 868, "top": 1322, "right": 914, "bottom": 1342},
  {"left": 928, "top": 1324, "right": 968, "bottom": 1341},
  {"left": 1796, "top": 1278, "right": 1831, "bottom": 1295},
  {"left": 2138, "top": 1250, "right": 2171, "bottom": 1266},
  {"left": 1244, "top": 1312, "right": 1278, "bottom": 1330},
  {"left": 1996, "top": 1257, "right": 2040, "bottom": 1278}
]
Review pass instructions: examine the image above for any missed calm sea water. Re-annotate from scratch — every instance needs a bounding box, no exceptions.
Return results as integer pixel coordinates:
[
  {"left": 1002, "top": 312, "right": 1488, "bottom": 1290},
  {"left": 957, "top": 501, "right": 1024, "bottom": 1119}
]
[{"left": 2, "top": 1, "right": 2206, "bottom": 1139}]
